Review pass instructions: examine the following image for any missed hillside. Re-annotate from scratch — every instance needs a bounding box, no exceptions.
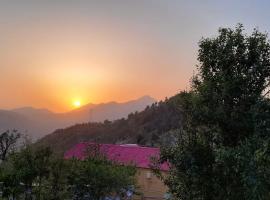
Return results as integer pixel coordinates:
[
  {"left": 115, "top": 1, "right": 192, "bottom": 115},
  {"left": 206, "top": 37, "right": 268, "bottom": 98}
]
[
  {"left": 36, "top": 94, "right": 183, "bottom": 154},
  {"left": 0, "top": 96, "right": 155, "bottom": 139}
]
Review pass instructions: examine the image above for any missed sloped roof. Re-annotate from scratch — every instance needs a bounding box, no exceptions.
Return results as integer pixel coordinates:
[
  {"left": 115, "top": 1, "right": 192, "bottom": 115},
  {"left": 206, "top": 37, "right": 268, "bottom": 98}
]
[{"left": 64, "top": 142, "right": 169, "bottom": 171}]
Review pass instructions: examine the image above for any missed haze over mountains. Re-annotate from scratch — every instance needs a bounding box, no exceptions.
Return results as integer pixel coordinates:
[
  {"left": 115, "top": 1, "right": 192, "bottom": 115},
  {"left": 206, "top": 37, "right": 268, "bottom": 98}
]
[
  {"left": 0, "top": 96, "right": 155, "bottom": 139},
  {"left": 36, "top": 93, "right": 182, "bottom": 154}
]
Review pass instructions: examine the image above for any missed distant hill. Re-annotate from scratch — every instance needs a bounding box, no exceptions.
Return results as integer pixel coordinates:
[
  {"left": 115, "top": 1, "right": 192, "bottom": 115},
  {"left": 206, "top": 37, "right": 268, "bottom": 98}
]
[
  {"left": 36, "top": 94, "right": 183, "bottom": 154},
  {"left": 0, "top": 96, "right": 156, "bottom": 139}
]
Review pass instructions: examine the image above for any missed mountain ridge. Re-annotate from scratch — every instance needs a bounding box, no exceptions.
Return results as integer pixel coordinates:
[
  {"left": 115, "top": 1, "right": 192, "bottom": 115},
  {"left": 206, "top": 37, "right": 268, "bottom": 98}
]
[
  {"left": 35, "top": 93, "right": 182, "bottom": 154},
  {"left": 0, "top": 96, "right": 156, "bottom": 139}
]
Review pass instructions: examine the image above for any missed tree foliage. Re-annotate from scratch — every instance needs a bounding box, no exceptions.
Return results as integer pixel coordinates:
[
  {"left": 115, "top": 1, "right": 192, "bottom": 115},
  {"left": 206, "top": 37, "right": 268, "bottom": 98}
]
[
  {"left": 160, "top": 24, "right": 270, "bottom": 200},
  {"left": 0, "top": 144, "right": 136, "bottom": 200},
  {"left": 68, "top": 156, "right": 136, "bottom": 200}
]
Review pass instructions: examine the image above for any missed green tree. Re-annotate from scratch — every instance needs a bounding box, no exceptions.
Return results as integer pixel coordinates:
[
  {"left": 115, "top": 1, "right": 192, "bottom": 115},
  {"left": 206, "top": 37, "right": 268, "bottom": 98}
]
[
  {"left": 0, "top": 146, "right": 52, "bottom": 200},
  {"left": 0, "top": 143, "right": 136, "bottom": 200},
  {"left": 44, "top": 157, "right": 70, "bottom": 200},
  {"left": 68, "top": 147, "right": 136, "bottom": 200},
  {"left": 0, "top": 160, "right": 23, "bottom": 200},
  {"left": 33, "top": 147, "right": 52, "bottom": 200},
  {"left": 160, "top": 24, "right": 270, "bottom": 200}
]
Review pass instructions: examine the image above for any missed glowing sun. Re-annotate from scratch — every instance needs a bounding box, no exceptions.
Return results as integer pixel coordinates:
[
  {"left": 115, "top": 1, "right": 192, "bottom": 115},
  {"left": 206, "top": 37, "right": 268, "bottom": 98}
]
[{"left": 73, "top": 100, "right": 81, "bottom": 108}]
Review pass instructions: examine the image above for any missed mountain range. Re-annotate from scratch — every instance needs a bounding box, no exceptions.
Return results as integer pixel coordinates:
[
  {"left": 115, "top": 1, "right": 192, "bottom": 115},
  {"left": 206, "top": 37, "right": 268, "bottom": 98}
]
[
  {"left": 0, "top": 96, "right": 156, "bottom": 139},
  {"left": 36, "top": 94, "right": 182, "bottom": 154}
]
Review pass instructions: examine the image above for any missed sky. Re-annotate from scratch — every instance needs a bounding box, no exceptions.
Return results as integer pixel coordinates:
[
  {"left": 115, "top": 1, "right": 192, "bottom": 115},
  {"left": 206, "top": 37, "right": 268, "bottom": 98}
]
[{"left": 1, "top": 0, "right": 270, "bottom": 112}]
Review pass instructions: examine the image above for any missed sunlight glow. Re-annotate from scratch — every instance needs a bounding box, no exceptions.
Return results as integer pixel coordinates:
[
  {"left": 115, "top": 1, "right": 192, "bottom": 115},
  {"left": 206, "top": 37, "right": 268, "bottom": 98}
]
[{"left": 73, "top": 100, "right": 81, "bottom": 108}]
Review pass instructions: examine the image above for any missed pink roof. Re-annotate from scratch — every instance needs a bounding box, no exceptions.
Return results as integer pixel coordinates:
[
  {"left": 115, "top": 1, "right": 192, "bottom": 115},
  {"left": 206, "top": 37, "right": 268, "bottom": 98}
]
[{"left": 64, "top": 143, "right": 169, "bottom": 171}]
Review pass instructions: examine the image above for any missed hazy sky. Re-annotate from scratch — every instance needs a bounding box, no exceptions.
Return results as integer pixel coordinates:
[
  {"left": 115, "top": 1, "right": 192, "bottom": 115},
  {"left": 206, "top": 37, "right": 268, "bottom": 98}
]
[{"left": 1, "top": 0, "right": 270, "bottom": 112}]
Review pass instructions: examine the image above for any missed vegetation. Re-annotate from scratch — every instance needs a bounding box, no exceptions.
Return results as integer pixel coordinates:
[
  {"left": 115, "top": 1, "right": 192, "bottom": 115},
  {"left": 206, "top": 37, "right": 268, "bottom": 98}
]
[
  {"left": 0, "top": 132, "right": 136, "bottom": 200},
  {"left": 159, "top": 24, "right": 270, "bottom": 200},
  {"left": 36, "top": 97, "right": 182, "bottom": 154},
  {"left": 0, "top": 130, "right": 21, "bottom": 161},
  {"left": 68, "top": 155, "right": 136, "bottom": 200}
]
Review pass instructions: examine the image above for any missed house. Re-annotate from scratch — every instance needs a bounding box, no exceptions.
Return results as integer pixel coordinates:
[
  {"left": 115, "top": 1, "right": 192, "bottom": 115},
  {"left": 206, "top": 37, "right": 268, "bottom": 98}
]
[{"left": 64, "top": 143, "right": 169, "bottom": 200}]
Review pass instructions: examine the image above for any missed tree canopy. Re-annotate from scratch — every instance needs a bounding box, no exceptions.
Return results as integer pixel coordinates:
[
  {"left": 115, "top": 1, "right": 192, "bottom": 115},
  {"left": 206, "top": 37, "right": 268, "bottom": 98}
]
[
  {"left": 160, "top": 24, "right": 270, "bottom": 200},
  {"left": 0, "top": 143, "right": 136, "bottom": 200}
]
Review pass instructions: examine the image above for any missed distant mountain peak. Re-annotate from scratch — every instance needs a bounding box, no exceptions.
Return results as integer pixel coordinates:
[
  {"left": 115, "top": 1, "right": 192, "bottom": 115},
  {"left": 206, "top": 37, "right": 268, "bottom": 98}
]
[
  {"left": 137, "top": 95, "right": 156, "bottom": 101},
  {"left": 2, "top": 95, "right": 156, "bottom": 140},
  {"left": 12, "top": 106, "right": 52, "bottom": 114}
]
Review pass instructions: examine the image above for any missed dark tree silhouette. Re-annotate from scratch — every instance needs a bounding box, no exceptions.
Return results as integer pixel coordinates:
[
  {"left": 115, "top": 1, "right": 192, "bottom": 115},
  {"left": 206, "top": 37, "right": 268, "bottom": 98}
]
[{"left": 0, "top": 130, "right": 20, "bottom": 161}]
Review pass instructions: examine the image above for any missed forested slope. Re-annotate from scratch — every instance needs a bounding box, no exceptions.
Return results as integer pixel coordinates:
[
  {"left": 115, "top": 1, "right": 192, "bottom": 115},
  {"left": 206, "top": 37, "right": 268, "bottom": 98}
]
[{"left": 36, "top": 94, "right": 183, "bottom": 154}]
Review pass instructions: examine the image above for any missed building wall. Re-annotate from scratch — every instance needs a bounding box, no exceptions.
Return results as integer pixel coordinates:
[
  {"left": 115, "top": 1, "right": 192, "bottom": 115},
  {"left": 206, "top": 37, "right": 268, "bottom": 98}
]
[{"left": 134, "top": 168, "right": 168, "bottom": 200}]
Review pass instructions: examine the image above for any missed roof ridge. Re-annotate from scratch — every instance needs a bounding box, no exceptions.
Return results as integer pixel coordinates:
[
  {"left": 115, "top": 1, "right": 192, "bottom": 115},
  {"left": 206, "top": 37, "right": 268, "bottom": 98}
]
[{"left": 78, "top": 142, "right": 160, "bottom": 150}]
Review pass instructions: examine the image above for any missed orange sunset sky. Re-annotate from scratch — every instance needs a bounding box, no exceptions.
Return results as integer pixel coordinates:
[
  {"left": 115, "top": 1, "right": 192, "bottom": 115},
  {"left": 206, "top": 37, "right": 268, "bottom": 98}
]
[{"left": 1, "top": 1, "right": 270, "bottom": 112}]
